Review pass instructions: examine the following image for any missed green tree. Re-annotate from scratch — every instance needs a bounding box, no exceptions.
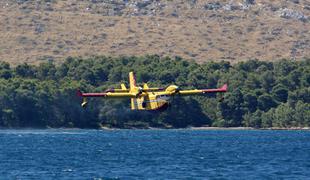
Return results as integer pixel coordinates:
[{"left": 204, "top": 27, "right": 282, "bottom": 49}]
[
  {"left": 243, "top": 93, "right": 258, "bottom": 113},
  {"left": 15, "top": 63, "right": 36, "bottom": 78},
  {"left": 258, "top": 94, "right": 277, "bottom": 111},
  {"left": 218, "top": 89, "right": 244, "bottom": 126},
  {"left": 272, "top": 84, "right": 288, "bottom": 103},
  {"left": 273, "top": 103, "right": 294, "bottom": 127},
  {"left": 243, "top": 110, "right": 262, "bottom": 128},
  {"left": 294, "top": 101, "right": 310, "bottom": 127},
  {"left": 261, "top": 109, "right": 274, "bottom": 128}
]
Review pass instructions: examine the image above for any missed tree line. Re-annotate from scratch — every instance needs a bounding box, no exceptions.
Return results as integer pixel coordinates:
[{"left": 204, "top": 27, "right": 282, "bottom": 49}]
[{"left": 0, "top": 55, "right": 308, "bottom": 128}]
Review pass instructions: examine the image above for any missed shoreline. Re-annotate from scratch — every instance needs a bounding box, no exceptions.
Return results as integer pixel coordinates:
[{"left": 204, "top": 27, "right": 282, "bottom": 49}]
[
  {"left": 99, "top": 126, "right": 310, "bottom": 131},
  {"left": 188, "top": 127, "right": 310, "bottom": 130},
  {"left": 0, "top": 127, "right": 309, "bottom": 131}
]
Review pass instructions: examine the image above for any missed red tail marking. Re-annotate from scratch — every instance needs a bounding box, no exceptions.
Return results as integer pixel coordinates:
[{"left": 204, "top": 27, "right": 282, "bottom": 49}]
[
  {"left": 220, "top": 84, "right": 228, "bottom": 91},
  {"left": 77, "top": 90, "right": 83, "bottom": 97},
  {"left": 202, "top": 84, "right": 228, "bottom": 93}
]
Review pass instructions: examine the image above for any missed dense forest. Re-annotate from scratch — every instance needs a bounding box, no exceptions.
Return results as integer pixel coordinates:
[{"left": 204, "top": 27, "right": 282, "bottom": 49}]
[{"left": 0, "top": 55, "right": 309, "bottom": 128}]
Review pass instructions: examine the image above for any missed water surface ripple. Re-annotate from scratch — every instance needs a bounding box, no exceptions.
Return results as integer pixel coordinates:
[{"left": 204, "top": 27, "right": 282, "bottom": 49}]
[{"left": 0, "top": 129, "right": 309, "bottom": 179}]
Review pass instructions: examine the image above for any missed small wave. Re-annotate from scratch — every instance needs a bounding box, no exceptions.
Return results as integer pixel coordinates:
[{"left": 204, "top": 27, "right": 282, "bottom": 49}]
[
  {"left": 62, "top": 169, "right": 74, "bottom": 172},
  {"left": 0, "top": 129, "right": 88, "bottom": 135}
]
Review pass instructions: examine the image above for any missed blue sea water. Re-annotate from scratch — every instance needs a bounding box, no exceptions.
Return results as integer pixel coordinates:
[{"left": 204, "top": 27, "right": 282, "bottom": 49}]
[{"left": 0, "top": 129, "right": 310, "bottom": 179}]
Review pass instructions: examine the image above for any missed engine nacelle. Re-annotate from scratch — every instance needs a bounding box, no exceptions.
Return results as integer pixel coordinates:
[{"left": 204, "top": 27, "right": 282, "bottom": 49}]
[{"left": 165, "top": 85, "right": 179, "bottom": 94}]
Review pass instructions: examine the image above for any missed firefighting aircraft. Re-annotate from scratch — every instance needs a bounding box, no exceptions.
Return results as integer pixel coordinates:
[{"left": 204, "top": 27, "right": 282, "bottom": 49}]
[{"left": 77, "top": 72, "right": 227, "bottom": 111}]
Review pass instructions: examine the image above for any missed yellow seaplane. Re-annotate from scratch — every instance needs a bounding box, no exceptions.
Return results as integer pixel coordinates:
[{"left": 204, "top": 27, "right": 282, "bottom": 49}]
[{"left": 77, "top": 72, "right": 227, "bottom": 111}]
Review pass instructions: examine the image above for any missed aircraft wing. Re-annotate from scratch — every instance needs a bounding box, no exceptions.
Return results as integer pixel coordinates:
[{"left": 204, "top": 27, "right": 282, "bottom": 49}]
[
  {"left": 77, "top": 90, "right": 136, "bottom": 98},
  {"left": 103, "top": 83, "right": 130, "bottom": 93},
  {"left": 104, "top": 88, "right": 130, "bottom": 93},
  {"left": 178, "top": 84, "right": 228, "bottom": 95}
]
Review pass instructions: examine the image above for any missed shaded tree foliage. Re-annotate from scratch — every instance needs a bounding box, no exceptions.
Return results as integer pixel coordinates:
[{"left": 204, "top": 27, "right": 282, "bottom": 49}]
[{"left": 0, "top": 56, "right": 308, "bottom": 128}]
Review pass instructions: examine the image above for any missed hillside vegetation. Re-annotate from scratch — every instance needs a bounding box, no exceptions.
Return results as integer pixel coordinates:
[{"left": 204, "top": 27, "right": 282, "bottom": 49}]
[
  {"left": 0, "top": 0, "right": 309, "bottom": 64},
  {"left": 0, "top": 56, "right": 308, "bottom": 128}
]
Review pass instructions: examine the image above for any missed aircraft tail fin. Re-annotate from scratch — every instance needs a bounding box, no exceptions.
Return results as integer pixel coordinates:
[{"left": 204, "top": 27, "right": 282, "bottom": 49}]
[
  {"left": 129, "top": 72, "right": 137, "bottom": 91},
  {"left": 219, "top": 84, "right": 228, "bottom": 92},
  {"left": 77, "top": 89, "right": 83, "bottom": 97},
  {"left": 77, "top": 90, "right": 88, "bottom": 107}
]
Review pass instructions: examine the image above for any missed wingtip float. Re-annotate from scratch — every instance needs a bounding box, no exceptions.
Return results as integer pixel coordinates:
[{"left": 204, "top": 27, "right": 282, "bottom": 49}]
[{"left": 77, "top": 72, "right": 228, "bottom": 111}]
